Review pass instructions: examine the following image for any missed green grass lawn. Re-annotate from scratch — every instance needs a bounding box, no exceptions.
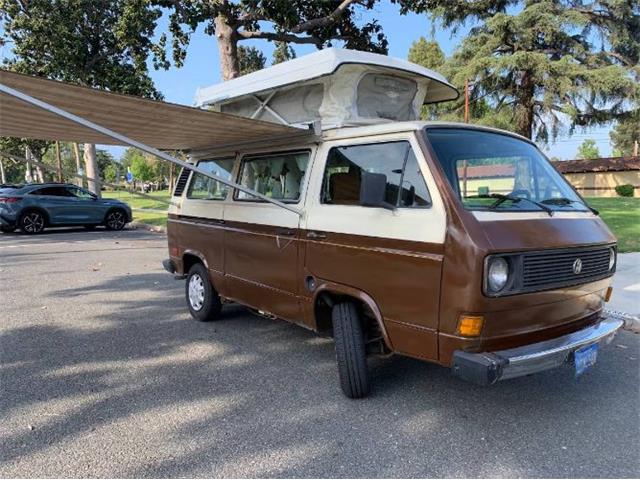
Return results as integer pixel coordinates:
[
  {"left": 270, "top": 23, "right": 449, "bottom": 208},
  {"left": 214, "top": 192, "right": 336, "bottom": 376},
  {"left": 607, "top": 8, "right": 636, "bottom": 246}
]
[
  {"left": 104, "top": 190, "right": 639, "bottom": 252},
  {"left": 103, "top": 189, "right": 170, "bottom": 227},
  {"left": 586, "top": 197, "right": 640, "bottom": 253}
]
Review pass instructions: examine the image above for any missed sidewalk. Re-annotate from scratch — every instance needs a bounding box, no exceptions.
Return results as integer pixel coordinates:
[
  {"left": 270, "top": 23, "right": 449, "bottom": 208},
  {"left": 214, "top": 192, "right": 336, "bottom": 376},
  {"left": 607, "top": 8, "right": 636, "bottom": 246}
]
[{"left": 608, "top": 252, "right": 639, "bottom": 316}]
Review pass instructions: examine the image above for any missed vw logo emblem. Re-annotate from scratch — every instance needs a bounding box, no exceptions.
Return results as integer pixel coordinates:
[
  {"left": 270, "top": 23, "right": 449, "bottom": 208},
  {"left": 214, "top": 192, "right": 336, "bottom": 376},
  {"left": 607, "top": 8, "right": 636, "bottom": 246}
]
[{"left": 572, "top": 258, "right": 583, "bottom": 274}]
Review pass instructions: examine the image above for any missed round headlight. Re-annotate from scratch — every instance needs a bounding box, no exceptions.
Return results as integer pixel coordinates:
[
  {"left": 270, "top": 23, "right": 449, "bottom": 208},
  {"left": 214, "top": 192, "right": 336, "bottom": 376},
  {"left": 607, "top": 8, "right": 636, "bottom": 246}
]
[
  {"left": 488, "top": 257, "right": 509, "bottom": 292},
  {"left": 608, "top": 247, "right": 615, "bottom": 271}
]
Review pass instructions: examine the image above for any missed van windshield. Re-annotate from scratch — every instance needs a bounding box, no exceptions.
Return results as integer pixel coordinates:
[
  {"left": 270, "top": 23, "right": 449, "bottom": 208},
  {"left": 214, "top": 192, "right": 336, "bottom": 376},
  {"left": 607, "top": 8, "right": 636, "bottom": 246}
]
[{"left": 424, "top": 128, "right": 589, "bottom": 213}]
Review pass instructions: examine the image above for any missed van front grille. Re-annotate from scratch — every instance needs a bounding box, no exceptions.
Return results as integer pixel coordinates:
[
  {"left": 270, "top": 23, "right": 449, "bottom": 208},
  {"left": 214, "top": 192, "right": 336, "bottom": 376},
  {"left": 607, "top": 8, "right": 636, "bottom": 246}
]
[
  {"left": 173, "top": 168, "right": 191, "bottom": 197},
  {"left": 522, "top": 246, "right": 613, "bottom": 292}
]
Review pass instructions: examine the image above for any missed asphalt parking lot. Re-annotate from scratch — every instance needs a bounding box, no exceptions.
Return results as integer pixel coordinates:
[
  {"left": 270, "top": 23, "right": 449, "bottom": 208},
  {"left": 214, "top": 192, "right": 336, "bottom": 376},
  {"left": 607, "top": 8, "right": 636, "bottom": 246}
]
[{"left": 1, "top": 228, "right": 639, "bottom": 478}]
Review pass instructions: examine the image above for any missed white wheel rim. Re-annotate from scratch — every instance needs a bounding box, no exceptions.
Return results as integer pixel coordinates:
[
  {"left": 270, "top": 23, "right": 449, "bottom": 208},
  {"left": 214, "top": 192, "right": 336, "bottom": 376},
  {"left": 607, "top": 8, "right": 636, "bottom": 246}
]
[{"left": 188, "top": 274, "right": 205, "bottom": 311}]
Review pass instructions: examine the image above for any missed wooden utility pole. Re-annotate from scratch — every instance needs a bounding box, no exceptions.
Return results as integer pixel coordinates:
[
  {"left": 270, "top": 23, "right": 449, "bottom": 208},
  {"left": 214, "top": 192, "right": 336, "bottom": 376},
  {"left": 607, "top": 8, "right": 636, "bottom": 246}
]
[{"left": 55, "top": 141, "right": 63, "bottom": 182}]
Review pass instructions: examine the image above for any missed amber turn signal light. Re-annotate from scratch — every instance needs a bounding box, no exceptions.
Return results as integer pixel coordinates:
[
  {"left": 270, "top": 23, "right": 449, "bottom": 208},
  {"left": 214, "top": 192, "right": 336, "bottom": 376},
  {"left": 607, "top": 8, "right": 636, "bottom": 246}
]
[
  {"left": 604, "top": 287, "right": 613, "bottom": 303},
  {"left": 457, "top": 315, "right": 484, "bottom": 337}
]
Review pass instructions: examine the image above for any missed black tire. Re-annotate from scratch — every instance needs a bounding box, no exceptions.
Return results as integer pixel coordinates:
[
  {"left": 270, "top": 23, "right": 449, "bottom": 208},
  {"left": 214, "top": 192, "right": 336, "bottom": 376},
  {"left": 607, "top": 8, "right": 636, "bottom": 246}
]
[
  {"left": 332, "top": 302, "right": 370, "bottom": 399},
  {"left": 0, "top": 225, "right": 16, "bottom": 233},
  {"left": 185, "top": 263, "right": 222, "bottom": 322},
  {"left": 19, "top": 210, "right": 46, "bottom": 234},
  {"left": 104, "top": 209, "right": 127, "bottom": 230}
]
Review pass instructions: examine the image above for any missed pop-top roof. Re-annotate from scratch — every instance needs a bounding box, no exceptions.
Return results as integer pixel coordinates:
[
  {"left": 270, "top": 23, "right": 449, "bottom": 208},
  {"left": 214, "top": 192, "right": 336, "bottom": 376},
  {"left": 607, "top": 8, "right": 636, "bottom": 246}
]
[{"left": 195, "top": 48, "right": 458, "bottom": 107}]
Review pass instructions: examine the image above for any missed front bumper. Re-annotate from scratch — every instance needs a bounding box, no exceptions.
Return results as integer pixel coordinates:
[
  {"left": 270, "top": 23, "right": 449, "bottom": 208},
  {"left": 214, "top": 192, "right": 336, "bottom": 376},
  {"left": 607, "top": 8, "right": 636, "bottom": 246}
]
[{"left": 452, "top": 316, "right": 623, "bottom": 385}]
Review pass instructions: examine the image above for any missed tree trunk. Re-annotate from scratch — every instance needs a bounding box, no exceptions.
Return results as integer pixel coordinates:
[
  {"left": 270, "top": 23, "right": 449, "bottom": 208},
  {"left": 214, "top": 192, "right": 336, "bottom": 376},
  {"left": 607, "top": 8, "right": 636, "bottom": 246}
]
[
  {"left": 168, "top": 162, "right": 175, "bottom": 193},
  {"left": 0, "top": 157, "right": 5, "bottom": 184},
  {"left": 215, "top": 14, "right": 240, "bottom": 80},
  {"left": 515, "top": 71, "right": 535, "bottom": 139},
  {"left": 73, "top": 143, "right": 83, "bottom": 187},
  {"left": 83, "top": 143, "right": 101, "bottom": 198},
  {"left": 55, "top": 141, "right": 63, "bottom": 182}
]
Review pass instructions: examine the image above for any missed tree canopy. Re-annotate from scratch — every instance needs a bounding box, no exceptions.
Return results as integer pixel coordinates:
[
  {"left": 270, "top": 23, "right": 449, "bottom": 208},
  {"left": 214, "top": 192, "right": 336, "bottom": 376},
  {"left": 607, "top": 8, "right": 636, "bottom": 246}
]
[
  {"left": 610, "top": 113, "right": 640, "bottom": 157},
  {"left": 407, "top": 37, "right": 444, "bottom": 70},
  {"left": 272, "top": 42, "right": 297, "bottom": 65},
  {"left": 238, "top": 46, "right": 267, "bottom": 75},
  {"left": 154, "top": 0, "right": 389, "bottom": 80},
  {"left": 401, "top": 1, "right": 640, "bottom": 141},
  {"left": 576, "top": 139, "right": 601, "bottom": 159}
]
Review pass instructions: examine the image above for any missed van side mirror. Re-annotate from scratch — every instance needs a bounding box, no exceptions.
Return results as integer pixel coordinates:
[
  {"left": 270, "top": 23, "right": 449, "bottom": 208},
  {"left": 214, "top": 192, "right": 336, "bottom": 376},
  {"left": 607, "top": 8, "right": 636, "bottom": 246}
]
[{"left": 360, "top": 172, "right": 395, "bottom": 210}]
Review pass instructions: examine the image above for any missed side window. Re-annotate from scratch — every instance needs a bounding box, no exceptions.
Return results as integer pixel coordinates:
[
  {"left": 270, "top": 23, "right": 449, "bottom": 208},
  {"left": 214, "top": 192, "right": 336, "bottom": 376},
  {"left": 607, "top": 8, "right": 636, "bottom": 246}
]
[
  {"left": 187, "top": 158, "right": 234, "bottom": 200},
  {"left": 236, "top": 151, "right": 309, "bottom": 202},
  {"left": 32, "top": 187, "right": 70, "bottom": 197},
  {"left": 321, "top": 141, "right": 431, "bottom": 207},
  {"left": 67, "top": 187, "right": 95, "bottom": 199}
]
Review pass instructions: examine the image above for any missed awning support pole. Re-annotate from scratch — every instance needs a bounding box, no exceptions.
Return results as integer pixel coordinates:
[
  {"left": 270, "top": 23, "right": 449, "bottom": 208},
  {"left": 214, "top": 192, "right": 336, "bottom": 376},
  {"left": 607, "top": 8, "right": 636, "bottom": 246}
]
[{"left": 0, "top": 82, "right": 303, "bottom": 216}]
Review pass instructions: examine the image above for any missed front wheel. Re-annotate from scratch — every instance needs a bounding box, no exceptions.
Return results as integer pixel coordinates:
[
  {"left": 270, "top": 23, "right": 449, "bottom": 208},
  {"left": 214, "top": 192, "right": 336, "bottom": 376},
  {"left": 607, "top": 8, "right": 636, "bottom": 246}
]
[
  {"left": 19, "top": 211, "right": 45, "bottom": 234},
  {"left": 332, "top": 302, "right": 371, "bottom": 399},
  {"left": 104, "top": 209, "right": 127, "bottom": 230},
  {"left": 185, "top": 263, "right": 222, "bottom": 322}
]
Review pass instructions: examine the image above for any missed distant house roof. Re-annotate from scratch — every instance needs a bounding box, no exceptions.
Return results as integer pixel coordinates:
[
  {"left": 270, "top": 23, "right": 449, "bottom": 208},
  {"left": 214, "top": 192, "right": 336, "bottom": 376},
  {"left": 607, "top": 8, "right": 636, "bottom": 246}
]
[
  {"left": 456, "top": 164, "right": 515, "bottom": 178},
  {"left": 552, "top": 156, "right": 640, "bottom": 174}
]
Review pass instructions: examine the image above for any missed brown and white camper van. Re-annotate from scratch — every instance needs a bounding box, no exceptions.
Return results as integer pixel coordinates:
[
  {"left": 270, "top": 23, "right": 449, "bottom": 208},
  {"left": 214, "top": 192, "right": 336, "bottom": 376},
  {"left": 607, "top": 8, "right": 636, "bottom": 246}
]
[{"left": 163, "top": 49, "right": 622, "bottom": 398}]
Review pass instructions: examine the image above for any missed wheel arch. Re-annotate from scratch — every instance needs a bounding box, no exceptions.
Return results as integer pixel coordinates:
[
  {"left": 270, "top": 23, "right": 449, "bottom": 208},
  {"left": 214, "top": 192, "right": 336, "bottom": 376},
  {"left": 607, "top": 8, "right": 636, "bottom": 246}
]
[
  {"left": 182, "top": 250, "right": 209, "bottom": 275},
  {"left": 312, "top": 280, "right": 392, "bottom": 350},
  {"left": 20, "top": 206, "right": 50, "bottom": 226}
]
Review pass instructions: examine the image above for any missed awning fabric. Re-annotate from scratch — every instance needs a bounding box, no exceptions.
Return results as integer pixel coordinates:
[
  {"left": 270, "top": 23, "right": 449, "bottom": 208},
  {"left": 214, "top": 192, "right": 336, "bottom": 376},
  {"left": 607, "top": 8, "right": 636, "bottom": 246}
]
[{"left": 0, "top": 70, "right": 311, "bottom": 151}]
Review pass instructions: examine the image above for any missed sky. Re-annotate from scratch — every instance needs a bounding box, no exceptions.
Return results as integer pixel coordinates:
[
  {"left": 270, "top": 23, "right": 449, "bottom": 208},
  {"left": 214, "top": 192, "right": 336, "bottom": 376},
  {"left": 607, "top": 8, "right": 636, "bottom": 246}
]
[{"left": 1, "top": 2, "right": 615, "bottom": 160}]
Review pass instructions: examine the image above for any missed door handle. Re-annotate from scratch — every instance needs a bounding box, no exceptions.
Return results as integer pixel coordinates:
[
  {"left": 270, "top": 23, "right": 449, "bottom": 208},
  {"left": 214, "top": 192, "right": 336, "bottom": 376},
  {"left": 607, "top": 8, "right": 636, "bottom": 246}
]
[
  {"left": 306, "top": 231, "right": 327, "bottom": 240},
  {"left": 276, "top": 228, "right": 295, "bottom": 236}
]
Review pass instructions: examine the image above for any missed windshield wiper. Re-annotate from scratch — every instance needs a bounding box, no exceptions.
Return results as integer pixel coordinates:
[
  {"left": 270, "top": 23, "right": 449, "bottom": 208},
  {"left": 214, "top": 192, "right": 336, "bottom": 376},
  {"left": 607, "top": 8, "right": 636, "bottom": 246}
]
[
  {"left": 486, "top": 193, "right": 555, "bottom": 216},
  {"left": 541, "top": 197, "right": 599, "bottom": 215}
]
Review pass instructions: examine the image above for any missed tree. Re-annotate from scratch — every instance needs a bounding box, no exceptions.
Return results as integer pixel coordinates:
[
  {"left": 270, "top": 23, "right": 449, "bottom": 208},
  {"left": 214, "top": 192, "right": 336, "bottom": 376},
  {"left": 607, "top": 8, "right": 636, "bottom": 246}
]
[
  {"left": 408, "top": 37, "right": 444, "bottom": 70},
  {"left": 1, "top": 0, "right": 168, "bottom": 196},
  {"left": 130, "top": 155, "right": 155, "bottom": 184},
  {"left": 576, "top": 139, "right": 601, "bottom": 160},
  {"left": 272, "top": 41, "right": 297, "bottom": 65},
  {"left": 610, "top": 112, "right": 640, "bottom": 157},
  {"left": 156, "top": 0, "right": 388, "bottom": 80},
  {"left": 401, "top": 1, "right": 640, "bottom": 141},
  {"left": 238, "top": 46, "right": 266, "bottom": 75}
]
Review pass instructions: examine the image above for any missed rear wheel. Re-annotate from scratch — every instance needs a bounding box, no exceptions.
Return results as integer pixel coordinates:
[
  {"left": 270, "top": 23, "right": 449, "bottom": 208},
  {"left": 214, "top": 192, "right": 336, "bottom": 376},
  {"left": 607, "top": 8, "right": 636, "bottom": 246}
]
[
  {"left": 19, "top": 211, "right": 45, "bottom": 234},
  {"left": 332, "top": 302, "right": 371, "bottom": 399},
  {"left": 185, "top": 263, "right": 222, "bottom": 322},
  {"left": 104, "top": 209, "right": 127, "bottom": 230}
]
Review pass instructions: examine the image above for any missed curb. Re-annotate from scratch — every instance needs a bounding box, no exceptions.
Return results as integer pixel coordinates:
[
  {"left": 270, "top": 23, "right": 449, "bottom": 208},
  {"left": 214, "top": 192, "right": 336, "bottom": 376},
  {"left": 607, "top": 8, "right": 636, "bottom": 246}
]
[
  {"left": 129, "top": 221, "right": 166, "bottom": 234},
  {"left": 604, "top": 308, "right": 640, "bottom": 334}
]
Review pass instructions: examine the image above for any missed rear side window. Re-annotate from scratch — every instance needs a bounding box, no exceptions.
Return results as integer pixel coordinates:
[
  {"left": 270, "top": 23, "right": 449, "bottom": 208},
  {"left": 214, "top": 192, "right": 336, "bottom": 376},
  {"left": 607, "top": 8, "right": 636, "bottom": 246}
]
[
  {"left": 236, "top": 151, "right": 309, "bottom": 202},
  {"left": 321, "top": 141, "right": 431, "bottom": 207},
  {"left": 30, "top": 187, "right": 71, "bottom": 197},
  {"left": 187, "top": 158, "right": 234, "bottom": 200}
]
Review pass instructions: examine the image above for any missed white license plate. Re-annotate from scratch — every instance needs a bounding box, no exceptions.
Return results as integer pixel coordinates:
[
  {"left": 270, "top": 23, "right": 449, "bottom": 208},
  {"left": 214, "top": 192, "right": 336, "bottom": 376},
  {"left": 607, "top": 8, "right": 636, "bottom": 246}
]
[{"left": 574, "top": 343, "right": 598, "bottom": 376}]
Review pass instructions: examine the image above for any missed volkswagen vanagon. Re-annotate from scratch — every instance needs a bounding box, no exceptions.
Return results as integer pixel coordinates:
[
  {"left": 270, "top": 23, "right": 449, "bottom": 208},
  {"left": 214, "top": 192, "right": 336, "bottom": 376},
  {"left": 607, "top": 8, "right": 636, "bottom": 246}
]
[{"left": 163, "top": 49, "right": 622, "bottom": 398}]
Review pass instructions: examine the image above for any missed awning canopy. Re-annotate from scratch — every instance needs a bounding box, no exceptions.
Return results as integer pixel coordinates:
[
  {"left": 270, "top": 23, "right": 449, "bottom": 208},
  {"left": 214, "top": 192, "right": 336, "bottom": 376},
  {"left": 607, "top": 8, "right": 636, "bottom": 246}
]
[{"left": 0, "top": 70, "right": 311, "bottom": 151}]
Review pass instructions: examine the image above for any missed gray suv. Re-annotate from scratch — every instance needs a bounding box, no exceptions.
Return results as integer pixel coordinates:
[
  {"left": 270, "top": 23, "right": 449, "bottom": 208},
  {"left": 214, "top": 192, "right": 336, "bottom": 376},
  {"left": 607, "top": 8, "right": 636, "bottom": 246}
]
[{"left": 0, "top": 183, "right": 132, "bottom": 234}]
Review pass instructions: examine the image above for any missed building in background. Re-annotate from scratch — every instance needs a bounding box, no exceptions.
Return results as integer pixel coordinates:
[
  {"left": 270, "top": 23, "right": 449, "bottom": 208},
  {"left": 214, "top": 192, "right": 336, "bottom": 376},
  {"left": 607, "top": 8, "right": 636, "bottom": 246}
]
[{"left": 552, "top": 157, "right": 640, "bottom": 198}]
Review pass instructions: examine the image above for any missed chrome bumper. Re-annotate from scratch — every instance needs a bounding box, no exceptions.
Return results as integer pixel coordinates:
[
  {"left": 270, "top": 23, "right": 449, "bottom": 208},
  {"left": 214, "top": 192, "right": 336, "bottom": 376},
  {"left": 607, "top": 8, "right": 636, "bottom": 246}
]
[{"left": 452, "top": 317, "right": 623, "bottom": 385}]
